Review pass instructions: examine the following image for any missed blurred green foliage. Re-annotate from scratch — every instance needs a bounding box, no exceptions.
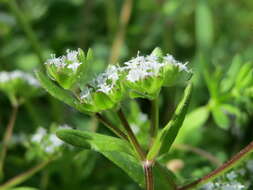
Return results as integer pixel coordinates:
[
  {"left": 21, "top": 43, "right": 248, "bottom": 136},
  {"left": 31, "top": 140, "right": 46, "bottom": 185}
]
[{"left": 0, "top": 0, "right": 253, "bottom": 189}]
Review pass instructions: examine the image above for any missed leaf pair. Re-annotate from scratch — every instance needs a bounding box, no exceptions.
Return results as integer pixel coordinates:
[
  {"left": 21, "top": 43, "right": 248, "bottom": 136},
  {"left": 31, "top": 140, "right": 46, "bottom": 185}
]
[{"left": 57, "top": 129, "right": 176, "bottom": 189}]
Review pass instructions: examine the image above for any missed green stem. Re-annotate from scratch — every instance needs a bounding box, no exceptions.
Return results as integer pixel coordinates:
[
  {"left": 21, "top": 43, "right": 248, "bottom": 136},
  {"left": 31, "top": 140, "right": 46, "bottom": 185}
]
[
  {"left": 150, "top": 98, "right": 159, "bottom": 139},
  {"left": 7, "top": 0, "right": 44, "bottom": 64},
  {"left": 0, "top": 105, "right": 19, "bottom": 179},
  {"left": 117, "top": 109, "right": 146, "bottom": 161},
  {"left": 0, "top": 159, "right": 52, "bottom": 190},
  {"left": 178, "top": 141, "right": 253, "bottom": 190},
  {"left": 95, "top": 113, "right": 128, "bottom": 141},
  {"left": 144, "top": 160, "right": 154, "bottom": 190}
]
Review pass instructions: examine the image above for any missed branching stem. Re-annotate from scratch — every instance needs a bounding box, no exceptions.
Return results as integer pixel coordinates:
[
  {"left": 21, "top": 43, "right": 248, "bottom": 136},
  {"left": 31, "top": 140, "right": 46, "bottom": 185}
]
[{"left": 95, "top": 113, "right": 128, "bottom": 141}]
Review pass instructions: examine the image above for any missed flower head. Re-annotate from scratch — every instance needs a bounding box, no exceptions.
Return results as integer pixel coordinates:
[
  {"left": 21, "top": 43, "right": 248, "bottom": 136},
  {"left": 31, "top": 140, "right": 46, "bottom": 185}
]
[
  {"left": 121, "top": 48, "right": 192, "bottom": 99},
  {"left": 44, "top": 48, "right": 90, "bottom": 90},
  {"left": 79, "top": 65, "right": 124, "bottom": 112}
]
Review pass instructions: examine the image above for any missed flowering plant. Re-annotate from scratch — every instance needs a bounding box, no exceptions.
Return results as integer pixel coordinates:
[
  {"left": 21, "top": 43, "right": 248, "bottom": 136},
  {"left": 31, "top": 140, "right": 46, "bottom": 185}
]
[{"left": 35, "top": 48, "right": 253, "bottom": 190}]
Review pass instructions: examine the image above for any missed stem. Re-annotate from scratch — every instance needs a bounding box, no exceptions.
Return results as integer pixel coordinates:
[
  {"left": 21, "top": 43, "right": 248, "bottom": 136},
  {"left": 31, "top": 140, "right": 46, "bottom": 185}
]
[
  {"left": 144, "top": 160, "right": 154, "bottom": 190},
  {"left": 7, "top": 0, "right": 44, "bottom": 64},
  {"left": 95, "top": 113, "right": 128, "bottom": 141},
  {"left": 117, "top": 109, "right": 146, "bottom": 160},
  {"left": 109, "top": 0, "right": 132, "bottom": 64},
  {"left": 150, "top": 98, "right": 159, "bottom": 138},
  {"left": 178, "top": 141, "right": 253, "bottom": 190},
  {"left": 0, "top": 159, "right": 52, "bottom": 190},
  {"left": 0, "top": 105, "right": 19, "bottom": 178}
]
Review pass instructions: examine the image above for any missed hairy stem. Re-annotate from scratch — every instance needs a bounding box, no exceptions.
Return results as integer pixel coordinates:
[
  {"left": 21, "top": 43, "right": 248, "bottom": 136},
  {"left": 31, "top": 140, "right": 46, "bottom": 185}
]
[
  {"left": 178, "top": 141, "right": 253, "bottom": 190},
  {"left": 0, "top": 105, "right": 19, "bottom": 179},
  {"left": 109, "top": 0, "right": 132, "bottom": 64},
  {"left": 117, "top": 109, "right": 146, "bottom": 160},
  {"left": 7, "top": 0, "right": 44, "bottom": 64},
  {"left": 144, "top": 160, "right": 154, "bottom": 190},
  {"left": 95, "top": 113, "right": 128, "bottom": 141},
  {"left": 0, "top": 159, "right": 52, "bottom": 190}
]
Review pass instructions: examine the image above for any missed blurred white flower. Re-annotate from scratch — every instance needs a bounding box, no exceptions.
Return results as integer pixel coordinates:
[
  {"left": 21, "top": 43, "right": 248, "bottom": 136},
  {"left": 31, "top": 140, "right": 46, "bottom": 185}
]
[
  {"left": 31, "top": 127, "right": 47, "bottom": 143},
  {"left": 0, "top": 70, "right": 40, "bottom": 87}
]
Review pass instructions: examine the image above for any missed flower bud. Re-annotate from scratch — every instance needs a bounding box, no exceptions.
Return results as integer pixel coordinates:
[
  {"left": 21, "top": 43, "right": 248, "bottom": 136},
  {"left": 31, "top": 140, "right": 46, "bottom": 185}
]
[{"left": 45, "top": 48, "right": 90, "bottom": 90}]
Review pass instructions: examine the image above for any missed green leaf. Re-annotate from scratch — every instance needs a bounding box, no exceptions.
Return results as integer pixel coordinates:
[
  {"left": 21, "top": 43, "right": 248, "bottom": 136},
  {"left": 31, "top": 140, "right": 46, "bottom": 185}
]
[
  {"left": 221, "top": 54, "right": 243, "bottom": 92},
  {"left": 235, "top": 62, "right": 253, "bottom": 89},
  {"left": 211, "top": 105, "right": 230, "bottom": 129},
  {"left": 175, "top": 106, "right": 210, "bottom": 144},
  {"left": 147, "top": 82, "right": 193, "bottom": 160},
  {"left": 57, "top": 129, "right": 175, "bottom": 189},
  {"left": 35, "top": 70, "right": 89, "bottom": 114},
  {"left": 56, "top": 129, "right": 134, "bottom": 156}
]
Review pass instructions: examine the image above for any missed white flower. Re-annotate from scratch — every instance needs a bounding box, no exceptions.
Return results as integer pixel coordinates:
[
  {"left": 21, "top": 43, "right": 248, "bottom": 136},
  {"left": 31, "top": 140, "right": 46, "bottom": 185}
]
[
  {"left": 164, "top": 54, "right": 189, "bottom": 72},
  {"left": 80, "top": 88, "right": 92, "bottom": 100},
  {"left": 221, "top": 182, "right": 244, "bottom": 190},
  {"left": 45, "top": 49, "right": 82, "bottom": 72},
  {"left": 0, "top": 70, "right": 40, "bottom": 87},
  {"left": 31, "top": 127, "right": 47, "bottom": 143},
  {"left": 67, "top": 62, "right": 81, "bottom": 71},
  {"left": 226, "top": 171, "right": 237, "bottom": 180},
  {"left": 80, "top": 65, "right": 120, "bottom": 101},
  {"left": 246, "top": 160, "right": 253, "bottom": 172},
  {"left": 203, "top": 182, "right": 215, "bottom": 190},
  {"left": 59, "top": 124, "right": 72, "bottom": 129},
  {"left": 124, "top": 53, "right": 163, "bottom": 82}
]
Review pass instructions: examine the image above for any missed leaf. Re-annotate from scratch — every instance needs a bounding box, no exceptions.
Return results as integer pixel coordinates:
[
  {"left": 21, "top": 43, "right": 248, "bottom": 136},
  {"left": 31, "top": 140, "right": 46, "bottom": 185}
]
[
  {"left": 221, "top": 54, "right": 243, "bottom": 92},
  {"left": 57, "top": 129, "right": 175, "bottom": 189},
  {"left": 175, "top": 106, "right": 210, "bottom": 144},
  {"left": 35, "top": 70, "right": 89, "bottom": 114},
  {"left": 235, "top": 62, "right": 253, "bottom": 89},
  {"left": 211, "top": 105, "right": 230, "bottom": 130},
  {"left": 56, "top": 129, "right": 134, "bottom": 156},
  {"left": 147, "top": 82, "right": 193, "bottom": 160}
]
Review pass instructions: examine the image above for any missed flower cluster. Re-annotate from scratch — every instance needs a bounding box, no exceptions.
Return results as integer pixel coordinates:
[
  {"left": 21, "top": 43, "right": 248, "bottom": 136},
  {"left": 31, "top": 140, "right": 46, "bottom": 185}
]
[
  {"left": 30, "top": 127, "right": 64, "bottom": 154},
  {"left": 45, "top": 49, "right": 82, "bottom": 72},
  {"left": 0, "top": 70, "right": 41, "bottom": 105},
  {"left": 45, "top": 48, "right": 89, "bottom": 90},
  {"left": 79, "top": 65, "right": 124, "bottom": 112},
  {"left": 0, "top": 70, "right": 40, "bottom": 87},
  {"left": 201, "top": 158, "right": 253, "bottom": 190},
  {"left": 42, "top": 47, "right": 191, "bottom": 112},
  {"left": 122, "top": 48, "right": 191, "bottom": 99}
]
